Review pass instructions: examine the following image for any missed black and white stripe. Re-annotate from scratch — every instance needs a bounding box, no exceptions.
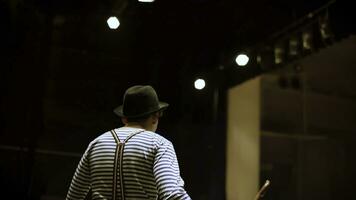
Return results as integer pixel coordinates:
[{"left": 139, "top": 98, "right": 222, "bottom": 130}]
[{"left": 66, "top": 127, "right": 191, "bottom": 200}]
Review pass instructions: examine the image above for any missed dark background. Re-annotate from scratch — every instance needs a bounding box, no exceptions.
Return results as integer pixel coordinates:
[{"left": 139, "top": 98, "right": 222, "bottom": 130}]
[{"left": 0, "top": 0, "right": 355, "bottom": 199}]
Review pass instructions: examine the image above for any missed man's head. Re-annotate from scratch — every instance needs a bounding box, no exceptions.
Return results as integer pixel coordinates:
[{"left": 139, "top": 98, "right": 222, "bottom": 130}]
[
  {"left": 122, "top": 110, "right": 163, "bottom": 132},
  {"left": 113, "top": 85, "right": 168, "bottom": 131}
]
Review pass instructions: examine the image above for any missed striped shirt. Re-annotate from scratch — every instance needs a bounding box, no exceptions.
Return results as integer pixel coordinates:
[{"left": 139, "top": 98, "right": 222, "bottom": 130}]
[{"left": 66, "top": 127, "right": 191, "bottom": 200}]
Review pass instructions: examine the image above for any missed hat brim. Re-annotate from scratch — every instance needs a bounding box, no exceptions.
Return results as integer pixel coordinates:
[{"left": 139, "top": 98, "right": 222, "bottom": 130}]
[{"left": 113, "top": 102, "right": 169, "bottom": 118}]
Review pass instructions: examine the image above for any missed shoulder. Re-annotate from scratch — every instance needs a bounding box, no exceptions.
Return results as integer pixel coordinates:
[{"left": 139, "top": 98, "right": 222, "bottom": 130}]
[
  {"left": 91, "top": 131, "right": 113, "bottom": 144},
  {"left": 88, "top": 128, "right": 173, "bottom": 148},
  {"left": 147, "top": 130, "right": 171, "bottom": 143},
  {"left": 145, "top": 131, "right": 174, "bottom": 151}
]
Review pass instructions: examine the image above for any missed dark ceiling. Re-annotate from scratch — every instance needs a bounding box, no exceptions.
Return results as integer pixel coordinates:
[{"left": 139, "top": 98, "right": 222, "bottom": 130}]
[{"left": 2, "top": 0, "right": 350, "bottom": 90}]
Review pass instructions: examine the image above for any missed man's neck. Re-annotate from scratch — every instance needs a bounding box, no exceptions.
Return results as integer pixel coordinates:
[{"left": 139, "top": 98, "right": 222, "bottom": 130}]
[{"left": 125, "top": 123, "right": 146, "bottom": 130}]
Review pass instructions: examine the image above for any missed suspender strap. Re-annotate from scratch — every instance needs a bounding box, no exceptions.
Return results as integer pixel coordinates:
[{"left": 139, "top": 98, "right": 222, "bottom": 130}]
[{"left": 110, "top": 129, "right": 144, "bottom": 200}]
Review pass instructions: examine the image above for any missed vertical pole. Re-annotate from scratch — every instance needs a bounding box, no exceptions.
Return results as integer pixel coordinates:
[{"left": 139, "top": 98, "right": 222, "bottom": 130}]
[{"left": 208, "top": 69, "right": 227, "bottom": 199}]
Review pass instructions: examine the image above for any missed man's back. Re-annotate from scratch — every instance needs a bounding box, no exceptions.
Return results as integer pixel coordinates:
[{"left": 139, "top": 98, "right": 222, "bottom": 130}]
[{"left": 66, "top": 127, "right": 191, "bottom": 200}]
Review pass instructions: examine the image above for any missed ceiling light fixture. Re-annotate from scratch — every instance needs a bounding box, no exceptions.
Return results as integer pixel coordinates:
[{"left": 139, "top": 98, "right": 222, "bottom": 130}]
[
  {"left": 107, "top": 16, "right": 120, "bottom": 29},
  {"left": 194, "top": 79, "right": 206, "bottom": 90},
  {"left": 235, "top": 54, "right": 249, "bottom": 66},
  {"left": 138, "top": 0, "right": 155, "bottom": 2}
]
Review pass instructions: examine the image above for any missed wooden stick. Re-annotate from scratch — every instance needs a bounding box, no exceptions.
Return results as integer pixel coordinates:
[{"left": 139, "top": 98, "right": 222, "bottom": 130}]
[{"left": 254, "top": 180, "right": 271, "bottom": 200}]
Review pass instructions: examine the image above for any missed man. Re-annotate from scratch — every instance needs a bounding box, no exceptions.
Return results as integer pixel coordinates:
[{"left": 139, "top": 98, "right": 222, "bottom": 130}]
[{"left": 66, "top": 85, "right": 191, "bottom": 200}]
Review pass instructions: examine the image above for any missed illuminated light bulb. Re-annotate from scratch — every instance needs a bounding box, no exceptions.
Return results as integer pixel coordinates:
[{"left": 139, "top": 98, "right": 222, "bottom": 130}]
[
  {"left": 107, "top": 16, "right": 120, "bottom": 29},
  {"left": 194, "top": 79, "right": 206, "bottom": 90},
  {"left": 235, "top": 54, "right": 249, "bottom": 66}
]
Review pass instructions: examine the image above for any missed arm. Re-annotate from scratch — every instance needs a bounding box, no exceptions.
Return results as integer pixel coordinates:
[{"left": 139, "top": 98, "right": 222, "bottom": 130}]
[
  {"left": 153, "top": 141, "right": 191, "bottom": 200},
  {"left": 66, "top": 149, "right": 91, "bottom": 200}
]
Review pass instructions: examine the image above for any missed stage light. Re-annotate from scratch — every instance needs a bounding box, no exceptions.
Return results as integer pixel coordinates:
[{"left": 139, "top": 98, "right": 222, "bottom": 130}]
[
  {"left": 302, "top": 30, "right": 313, "bottom": 50},
  {"left": 107, "top": 16, "right": 120, "bottom": 29},
  {"left": 256, "top": 55, "right": 262, "bottom": 65},
  {"left": 319, "top": 12, "right": 333, "bottom": 41},
  {"left": 194, "top": 79, "right": 206, "bottom": 90},
  {"left": 138, "top": 0, "right": 155, "bottom": 2},
  {"left": 289, "top": 36, "right": 299, "bottom": 56},
  {"left": 235, "top": 54, "right": 249, "bottom": 66},
  {"left": 274, "top": 44, "right": 285, "bottom": 64}
]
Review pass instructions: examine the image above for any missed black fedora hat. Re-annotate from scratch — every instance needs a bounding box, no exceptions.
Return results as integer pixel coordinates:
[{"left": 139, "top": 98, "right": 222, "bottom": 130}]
[{"left": 113, "top": 85, "right": 169, "bottom": 118}]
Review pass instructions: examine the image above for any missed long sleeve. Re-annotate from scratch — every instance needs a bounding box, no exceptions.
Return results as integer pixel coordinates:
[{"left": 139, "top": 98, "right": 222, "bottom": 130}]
[
  {"left": 66, "top": 148, "right": 91, "bottom": 200},
  {"left": 153, "top": 141, "right": 191, "bottom": 200}
]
